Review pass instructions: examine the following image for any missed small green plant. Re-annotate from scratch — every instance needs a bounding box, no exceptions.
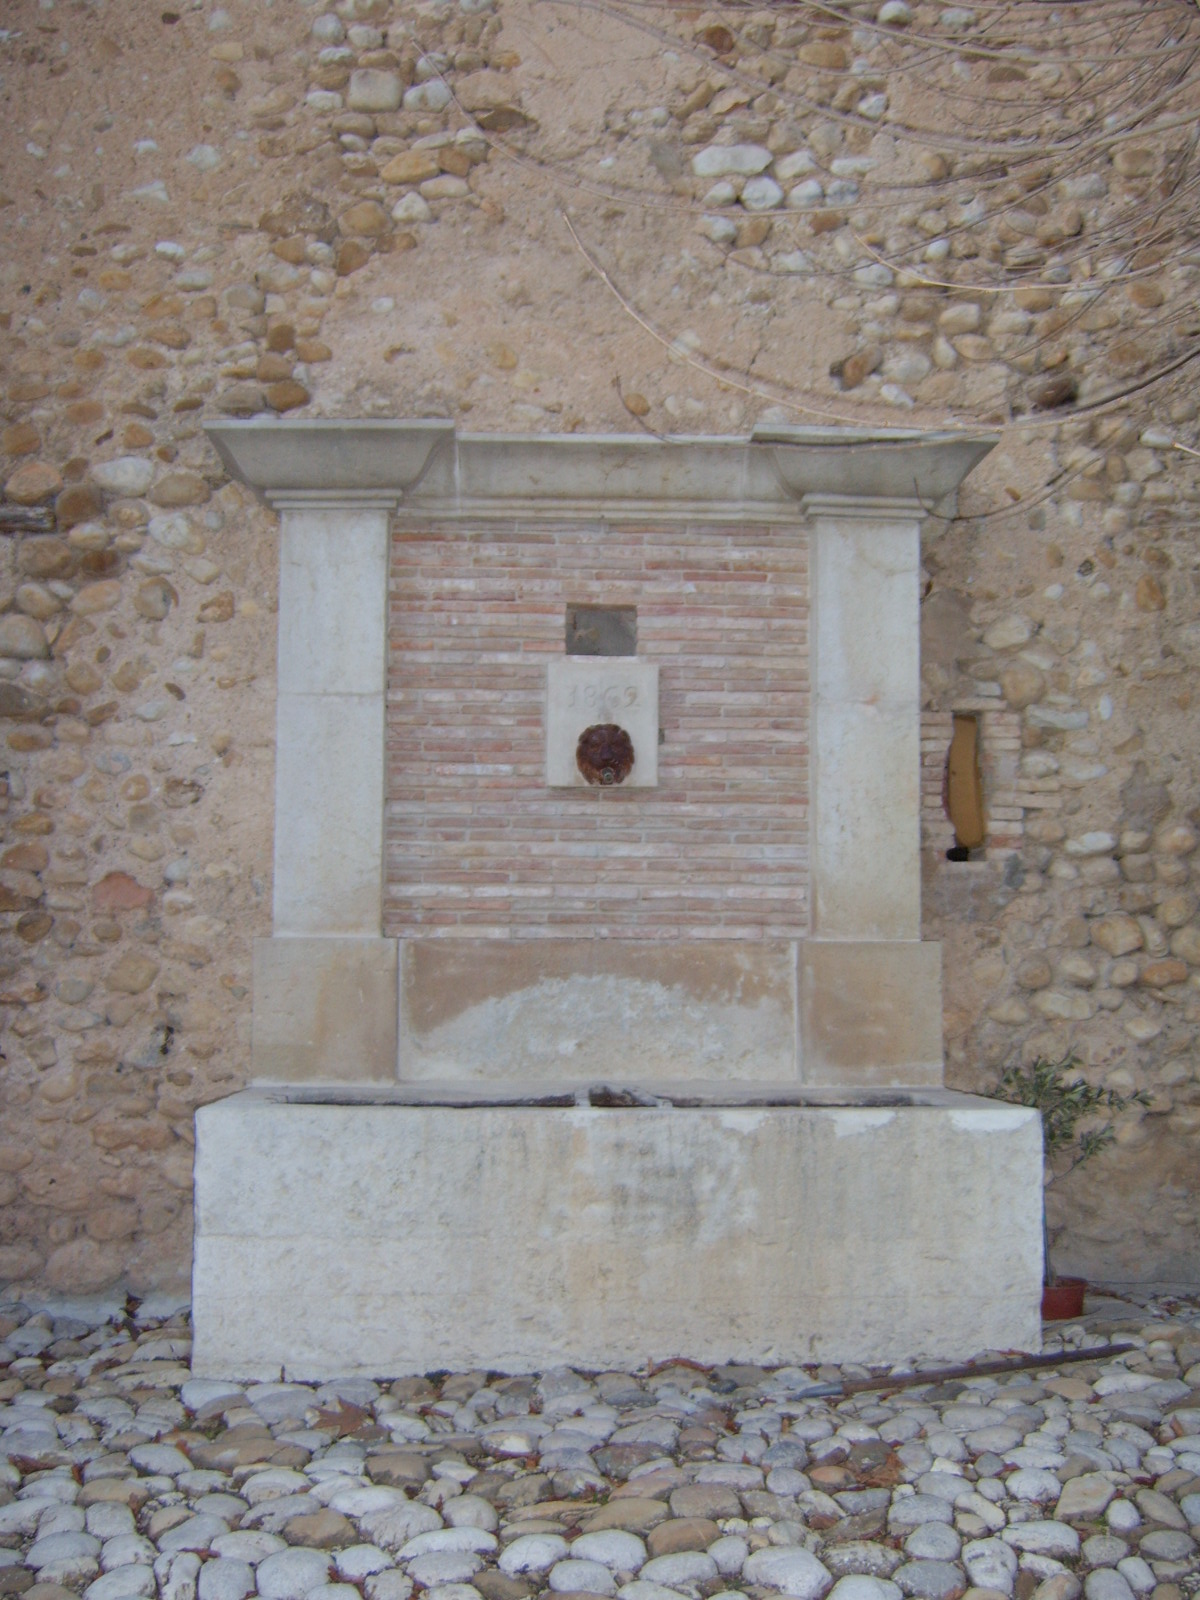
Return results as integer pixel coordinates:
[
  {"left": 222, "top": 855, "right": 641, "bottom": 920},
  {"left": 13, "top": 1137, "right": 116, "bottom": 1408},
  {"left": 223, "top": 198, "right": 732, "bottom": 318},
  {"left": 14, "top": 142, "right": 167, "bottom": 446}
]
[{"left": 993, "top": 1053, "right": 1150, "bottom": 1285}]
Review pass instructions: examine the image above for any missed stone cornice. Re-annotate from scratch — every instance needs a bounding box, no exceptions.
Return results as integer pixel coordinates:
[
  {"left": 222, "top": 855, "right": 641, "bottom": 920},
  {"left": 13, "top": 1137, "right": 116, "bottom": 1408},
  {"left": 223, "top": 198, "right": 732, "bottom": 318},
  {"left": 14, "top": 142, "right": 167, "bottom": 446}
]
[
  {"left": 205, "top": 419, "right": 997, "bottom": 524},
  {"left": 205, "top": 419, "right": 454, "bottom": 509}
]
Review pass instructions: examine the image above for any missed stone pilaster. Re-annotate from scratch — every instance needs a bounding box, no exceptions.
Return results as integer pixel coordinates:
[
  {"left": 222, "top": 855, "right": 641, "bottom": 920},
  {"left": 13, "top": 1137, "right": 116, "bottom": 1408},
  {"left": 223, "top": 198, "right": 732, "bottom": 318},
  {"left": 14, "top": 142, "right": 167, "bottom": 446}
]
[
  {"left": 799, "top": 494, "right": 942, "bottom": 1086},
  {"left": 253, "top": 495, "right": 399, "bottom": 1084}
]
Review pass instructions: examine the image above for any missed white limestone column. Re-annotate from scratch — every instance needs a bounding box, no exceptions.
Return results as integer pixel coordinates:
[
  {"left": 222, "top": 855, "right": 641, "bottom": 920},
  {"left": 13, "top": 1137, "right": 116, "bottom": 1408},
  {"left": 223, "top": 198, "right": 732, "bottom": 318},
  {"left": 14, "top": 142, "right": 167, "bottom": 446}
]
[
  {"left": 271, "top": 497, "right": 394, "bottom": 934},
  {"left": 805, "top": 494, "right": 922, "bottom": 940},
  {"left": 799, "top": 494, "right": 942, "bottom": 1085},
  {"left": 252, "top": 494, "right": 400, "bottom": 1083}
]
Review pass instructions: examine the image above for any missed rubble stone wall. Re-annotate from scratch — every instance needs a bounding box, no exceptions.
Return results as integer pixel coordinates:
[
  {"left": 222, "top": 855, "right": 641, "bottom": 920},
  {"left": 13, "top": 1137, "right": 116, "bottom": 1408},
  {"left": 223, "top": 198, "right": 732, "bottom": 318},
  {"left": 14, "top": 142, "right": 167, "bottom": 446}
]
[{"left": 2, "top": 0, "right": 1198, "bottom": 1297}]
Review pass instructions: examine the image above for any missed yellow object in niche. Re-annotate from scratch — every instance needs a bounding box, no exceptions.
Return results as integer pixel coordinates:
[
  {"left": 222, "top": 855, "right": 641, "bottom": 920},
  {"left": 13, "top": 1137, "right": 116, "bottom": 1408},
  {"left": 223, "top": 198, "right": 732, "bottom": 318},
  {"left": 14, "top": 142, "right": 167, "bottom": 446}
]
[{"left": 946, "top": 713, "right": 985, "bottom": 851}]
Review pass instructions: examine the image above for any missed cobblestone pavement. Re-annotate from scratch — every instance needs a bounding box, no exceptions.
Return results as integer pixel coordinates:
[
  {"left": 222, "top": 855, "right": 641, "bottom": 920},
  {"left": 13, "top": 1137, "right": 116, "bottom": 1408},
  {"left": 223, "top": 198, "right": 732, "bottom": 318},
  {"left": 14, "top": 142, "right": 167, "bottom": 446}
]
[{"left": 0, "top": 1293, "right": 1197, "bottom": 1600}]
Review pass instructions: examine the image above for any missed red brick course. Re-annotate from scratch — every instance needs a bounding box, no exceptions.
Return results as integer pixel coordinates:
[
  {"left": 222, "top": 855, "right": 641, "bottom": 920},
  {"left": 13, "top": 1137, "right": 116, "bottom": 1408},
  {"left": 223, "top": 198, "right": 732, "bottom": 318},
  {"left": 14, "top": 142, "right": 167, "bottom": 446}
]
[{"left": 385, "top": 520, "right": 809, "bottom": 939}]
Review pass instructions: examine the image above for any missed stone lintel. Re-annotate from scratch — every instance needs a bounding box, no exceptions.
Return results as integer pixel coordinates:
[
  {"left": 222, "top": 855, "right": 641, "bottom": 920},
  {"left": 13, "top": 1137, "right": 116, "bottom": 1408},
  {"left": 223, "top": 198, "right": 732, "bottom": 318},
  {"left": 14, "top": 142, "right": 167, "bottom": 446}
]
[
  {"left": 398, "top": 937, "right": 798, "bottom": 1084},
  {"left": 205, "top": 420, "right": 997, "bottom": 523},
  {"left": 800, "top": 939, "right": 944, "bottom": 1086},
  {"left": 252, "top": 936, "right": 398, "bottom": 1084}
]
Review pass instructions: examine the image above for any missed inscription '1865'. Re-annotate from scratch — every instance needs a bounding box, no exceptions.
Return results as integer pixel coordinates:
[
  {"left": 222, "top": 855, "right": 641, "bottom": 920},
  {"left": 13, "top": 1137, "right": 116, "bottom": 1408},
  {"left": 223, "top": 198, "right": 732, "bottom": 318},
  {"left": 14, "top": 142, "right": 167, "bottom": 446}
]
[{"left": 567, "top": 683, "right": 639, "bottom": 715}]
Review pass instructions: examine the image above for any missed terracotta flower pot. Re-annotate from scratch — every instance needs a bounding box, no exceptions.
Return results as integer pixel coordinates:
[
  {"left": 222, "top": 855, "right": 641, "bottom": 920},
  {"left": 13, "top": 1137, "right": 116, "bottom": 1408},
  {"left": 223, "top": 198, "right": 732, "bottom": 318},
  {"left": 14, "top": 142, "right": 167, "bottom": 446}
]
[{"left": 1042, "top": 1276, "right": 1086, "bottom": 1320}]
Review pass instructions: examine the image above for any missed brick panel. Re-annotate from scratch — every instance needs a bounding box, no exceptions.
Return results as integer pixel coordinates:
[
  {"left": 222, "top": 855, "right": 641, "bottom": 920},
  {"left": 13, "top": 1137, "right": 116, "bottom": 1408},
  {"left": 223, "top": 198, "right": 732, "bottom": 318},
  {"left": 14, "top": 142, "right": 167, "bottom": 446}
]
[{"left": 384, "top": 521, "right": 809, "bottom": 939}]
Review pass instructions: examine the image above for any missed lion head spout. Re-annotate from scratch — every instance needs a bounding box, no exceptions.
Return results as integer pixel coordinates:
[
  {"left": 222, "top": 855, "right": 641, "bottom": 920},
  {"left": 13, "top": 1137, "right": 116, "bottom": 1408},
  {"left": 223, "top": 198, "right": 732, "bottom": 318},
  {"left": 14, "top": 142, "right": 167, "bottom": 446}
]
[{"left": 576, "top": 723, "right": 635, "bottom": 786}]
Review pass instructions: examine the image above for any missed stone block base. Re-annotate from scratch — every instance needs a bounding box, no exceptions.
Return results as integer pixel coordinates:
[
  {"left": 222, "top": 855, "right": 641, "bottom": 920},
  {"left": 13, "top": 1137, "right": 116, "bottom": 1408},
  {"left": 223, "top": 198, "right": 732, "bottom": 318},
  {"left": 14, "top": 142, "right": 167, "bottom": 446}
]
[
  {"left": 192, "top": 1088, "right": 1042, "bottom": 1377},
  {"left": 800, "top": 940, "right": 943, "bottom": 1085},
  {"left": 252, "top": 937, "right": 397, "bottom": 1083}
]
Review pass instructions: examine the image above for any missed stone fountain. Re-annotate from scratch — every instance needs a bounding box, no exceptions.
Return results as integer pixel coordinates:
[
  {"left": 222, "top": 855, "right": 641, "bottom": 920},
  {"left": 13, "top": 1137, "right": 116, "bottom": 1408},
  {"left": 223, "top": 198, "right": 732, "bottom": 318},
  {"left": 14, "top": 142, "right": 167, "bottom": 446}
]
[{"left": 191, "top": 420, "right": 1042, "bottom": 1378}]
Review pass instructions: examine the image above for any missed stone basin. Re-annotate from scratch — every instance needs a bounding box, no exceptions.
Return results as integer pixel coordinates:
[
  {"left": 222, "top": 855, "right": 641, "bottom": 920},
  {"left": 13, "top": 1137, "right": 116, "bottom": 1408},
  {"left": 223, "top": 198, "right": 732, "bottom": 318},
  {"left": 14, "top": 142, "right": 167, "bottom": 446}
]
[{"left": 192, "top": 1086, "right": 1042, "bottom": 1380}]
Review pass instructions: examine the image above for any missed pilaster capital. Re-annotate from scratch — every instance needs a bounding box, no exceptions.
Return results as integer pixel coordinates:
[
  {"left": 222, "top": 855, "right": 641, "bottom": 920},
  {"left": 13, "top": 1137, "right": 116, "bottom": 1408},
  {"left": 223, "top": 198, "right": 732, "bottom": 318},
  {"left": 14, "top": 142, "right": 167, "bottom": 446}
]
[
  {"left": 800, "top": 492, "right": 926, "bottom": 523},
  {"left": 267, "top": 492, "right": 403, "bottom": 514}
]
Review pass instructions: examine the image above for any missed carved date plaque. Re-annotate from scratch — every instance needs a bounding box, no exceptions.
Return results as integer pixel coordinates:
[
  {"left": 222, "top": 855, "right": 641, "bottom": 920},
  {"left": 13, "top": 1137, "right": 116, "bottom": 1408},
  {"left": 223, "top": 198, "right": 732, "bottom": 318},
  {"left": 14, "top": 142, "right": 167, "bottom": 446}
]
[{"left": 546, "top": 659, "right": 659, "bottom": 788}]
